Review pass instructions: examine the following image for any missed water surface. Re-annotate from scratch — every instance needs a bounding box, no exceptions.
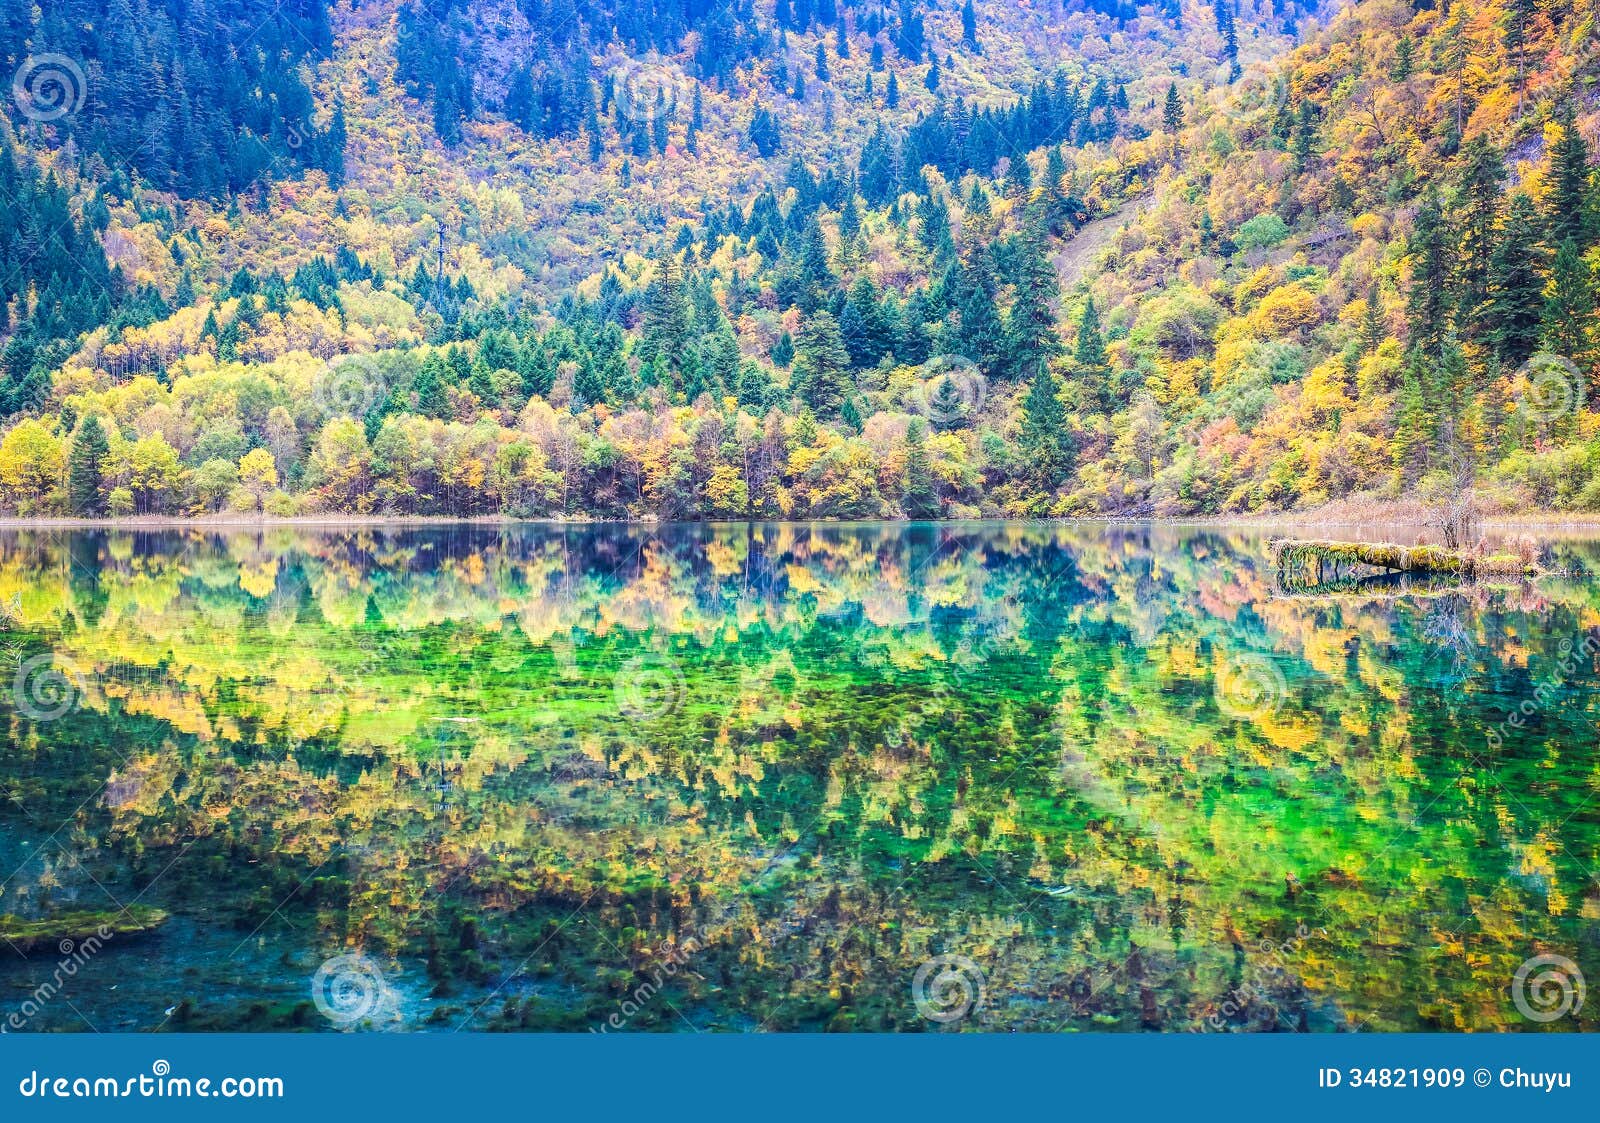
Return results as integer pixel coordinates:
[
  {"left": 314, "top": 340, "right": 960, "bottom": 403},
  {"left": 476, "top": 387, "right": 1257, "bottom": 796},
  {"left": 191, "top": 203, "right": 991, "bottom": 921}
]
[{"left": 0, "top": 522, "right": 1596, "bottom": 1032}]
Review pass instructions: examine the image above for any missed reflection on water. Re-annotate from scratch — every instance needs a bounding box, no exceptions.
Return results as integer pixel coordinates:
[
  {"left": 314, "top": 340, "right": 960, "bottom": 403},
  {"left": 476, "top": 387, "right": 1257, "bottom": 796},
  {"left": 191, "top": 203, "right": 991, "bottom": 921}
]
[{"left": 0, "top": 521, "right": 1596, "bottom": 1032}]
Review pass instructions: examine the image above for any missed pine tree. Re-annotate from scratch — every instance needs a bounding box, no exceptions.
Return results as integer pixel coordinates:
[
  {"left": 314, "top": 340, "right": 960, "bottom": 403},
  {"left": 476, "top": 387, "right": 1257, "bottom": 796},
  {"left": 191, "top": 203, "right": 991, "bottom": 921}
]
[
  {"left": 958, "top": 251, "right": 1005, "bottom": 377},
  {"left": 67, "top": 414, "right": 108, "bottom": 515},
  {"left": 1453, "top": 137, "right": 1505, "bottom": 338},
  {"left": 1543, "top": 239, "right": 1596, "bottom": 366},
  {"left": 1486, "top": 193, "right": 1549, "bottom": 368},
  {"left": 641, "top": 254, "right": 691, "bottom": 369},
  {"left": 903, "top": 418, "right": 938, "bottom": 516},
  {"left": 771, "top": 331, "right": 795, "bottom": 369},
  {"left": 414, "top": 352, "right": 452, "bottom": 418},
  {"left": 1391, "top": 360, "right": 1430, "bottom": 482},
  {"left": 792, "top": 311, "right": 853, "bottom": 415},
  {"left": 1020, "top": 364, "right": 1072, "bottom": 490},
  {"left": 1162, "top": 81, "right": 1183, "bottom": 137},
  {"left": 886, "top": 72, "right": 900, "bottom": 108},
  {"left": 1006, "top": 219, "right": 1062, "bottom": 380},
  {"left": 1072, "top": 298, "right": 1111, "bottom": 407},
  {"left": 961, "top": 0, "right": 980, "bottom": 51},
  {"left": 1547, "top": 109, "right": 1595, "bottom": 251},
  {"left": 1405, "top": 188, "right": 1452, "bottom": 357},
  {"left": 1361, "top": 284, "right": 1387, "bottom": 354}
]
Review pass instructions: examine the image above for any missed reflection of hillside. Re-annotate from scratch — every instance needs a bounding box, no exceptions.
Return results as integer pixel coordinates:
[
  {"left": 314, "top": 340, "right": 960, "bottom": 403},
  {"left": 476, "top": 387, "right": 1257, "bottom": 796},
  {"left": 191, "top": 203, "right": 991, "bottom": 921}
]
[{"left": 0, "top": 524, "right": 1596, "bottom": 1031}]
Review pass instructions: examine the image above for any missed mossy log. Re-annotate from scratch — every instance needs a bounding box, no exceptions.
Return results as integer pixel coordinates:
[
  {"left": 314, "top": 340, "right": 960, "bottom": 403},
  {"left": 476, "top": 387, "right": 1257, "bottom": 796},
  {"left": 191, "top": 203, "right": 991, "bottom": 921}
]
[
  {"left": 0, "top": 905, "right": 169, "bottom": 953},
  {"left": 1269, "top": 538, "right": 1538, "bottom": 583}
]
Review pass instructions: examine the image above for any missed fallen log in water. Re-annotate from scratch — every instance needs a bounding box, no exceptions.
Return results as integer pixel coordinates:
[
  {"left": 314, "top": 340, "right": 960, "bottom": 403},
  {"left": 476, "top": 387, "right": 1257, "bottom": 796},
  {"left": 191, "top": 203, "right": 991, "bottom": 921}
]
[{"left": 1268, "top": 538, "right": 1539, "bottom": 583}]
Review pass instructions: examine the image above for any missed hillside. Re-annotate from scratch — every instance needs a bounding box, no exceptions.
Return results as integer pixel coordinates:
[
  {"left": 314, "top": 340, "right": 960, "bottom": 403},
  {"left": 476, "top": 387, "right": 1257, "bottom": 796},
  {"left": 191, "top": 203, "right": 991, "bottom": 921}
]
[{"left": 0, "top": 0, "right": 1596, "bottom": 521}]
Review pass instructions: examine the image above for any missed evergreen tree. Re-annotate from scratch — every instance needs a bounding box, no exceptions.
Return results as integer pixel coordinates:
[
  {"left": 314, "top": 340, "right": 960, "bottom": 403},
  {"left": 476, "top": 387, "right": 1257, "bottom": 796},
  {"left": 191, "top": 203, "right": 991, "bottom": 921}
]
[
  {"left": 1405, "top": 188, "right": 1452, "bottom": 357},
  {"left": 1072, "top": 298, "right": 1111, "bottom": 406},
  {"left": 958, "top": 251, "right": 1006, "bottom": 377},
  {"left": 1006, "top": 219, "right": 1062, "bottom": 380},
  {"left": 903, "top": 418, "right": 938, "bottom": 516},
  {"left": 1019, "top": 365, "right": 1072, "bottom": 490},
  {"left": 1543, "top": 239, "right": 1596, "bottom": 366},
  {"left": 886, "top": 72, "right": 900, "bottom": 108},
  {"left": 1453, "top": 137, "right": 1505, "bottom": 338},
  {"left": 771, "top": 331, "right": 795, "bottom": 368},
  {"left": 641, "top": 254, "right": 691, "bottom": 369},
  {"left": 1162, "top": 82, "right": 1184, "bottom": 136},
  {"left": 414, "top": 353, "right": 452, "bottom": 418},
  {"left": 1391, "top": 361, "right": 1430, "bottom": 482},
  {"left": 792, "top": 311, "right": 852, "bottom": 415},
  {"left": 67, "top": 414, "right": 109, "bottom": 516},
  {"left": 1486, "top": 193, "right": 1549, "bottom": 368},
  {"left": 961, "top": 0, "right": 980, "bottom": 50},
  {"left": 1547, "top": 109, "right": 1595, "bottom": 251}
]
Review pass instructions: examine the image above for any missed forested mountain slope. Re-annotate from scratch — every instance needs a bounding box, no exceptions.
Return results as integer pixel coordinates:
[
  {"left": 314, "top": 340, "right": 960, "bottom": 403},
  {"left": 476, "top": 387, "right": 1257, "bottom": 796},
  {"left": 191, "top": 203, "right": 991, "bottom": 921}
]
[{"left": 0, "top": 0, "right": 1595, "bottom": 520}]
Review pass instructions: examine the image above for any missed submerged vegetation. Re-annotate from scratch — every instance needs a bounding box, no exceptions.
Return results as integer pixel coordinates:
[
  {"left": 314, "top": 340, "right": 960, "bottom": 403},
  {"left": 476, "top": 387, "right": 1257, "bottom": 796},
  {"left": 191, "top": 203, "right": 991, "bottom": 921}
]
[{"left": 0, "top": 523, "right": 1596, "bottom": 1031}]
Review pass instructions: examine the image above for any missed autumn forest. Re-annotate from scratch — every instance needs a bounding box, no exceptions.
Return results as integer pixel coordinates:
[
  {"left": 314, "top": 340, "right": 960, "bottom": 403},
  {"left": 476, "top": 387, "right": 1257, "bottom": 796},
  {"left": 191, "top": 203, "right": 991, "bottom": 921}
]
[{"left": 0, "top": 0, "right": 1598, "bottom": 520}]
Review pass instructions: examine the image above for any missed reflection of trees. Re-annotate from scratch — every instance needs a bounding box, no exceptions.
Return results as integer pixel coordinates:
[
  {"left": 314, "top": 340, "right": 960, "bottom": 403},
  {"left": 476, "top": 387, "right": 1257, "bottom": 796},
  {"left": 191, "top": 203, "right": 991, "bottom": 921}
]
[{"left": 0, "top": 524, "right": 1595, "bottom": 1031}]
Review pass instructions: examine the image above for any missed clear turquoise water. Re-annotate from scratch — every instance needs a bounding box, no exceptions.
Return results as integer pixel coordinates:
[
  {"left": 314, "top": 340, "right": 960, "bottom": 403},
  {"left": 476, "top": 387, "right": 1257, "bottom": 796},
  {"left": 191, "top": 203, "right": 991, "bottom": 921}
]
[{"left": 0, "top": 522, "right": 1596, "bottom": 1031}]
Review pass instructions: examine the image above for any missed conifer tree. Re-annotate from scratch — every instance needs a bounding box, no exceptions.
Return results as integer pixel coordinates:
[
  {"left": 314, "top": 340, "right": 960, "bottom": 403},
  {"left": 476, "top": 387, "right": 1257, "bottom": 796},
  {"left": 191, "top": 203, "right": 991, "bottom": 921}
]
[
  {"left": 1405, "top": 188, "right": 1452, "bottom": 357},
  {"left": 1020, "top": 364, "right": 1071, "bottom": 490},
  {"left": 792, "top": 311, "right": 852, "bottom": 415},
  {"left": 414, "top": 353, "right": 452, "bottom": 418},
  {"left": 1453, "top": 137, "right": 1505, "bottom": 337},
  {"left": 1486, "top": 193, "right": 1549, "bottom": 368},
  {"left": 1542, "top": 239, "right": 1596, "bottom": 366},
  {"left": 903, "top": 418, "right": 938, "bottom": 516},
  {"left": 1006, "top": 219, "right": 1062, "bottom": 380},
  {"left": 67, "top": 414, "right": 108, "bottom": 516},
  {"left": 1547, "top": 109, "right": 1595, "bottom": 251}
]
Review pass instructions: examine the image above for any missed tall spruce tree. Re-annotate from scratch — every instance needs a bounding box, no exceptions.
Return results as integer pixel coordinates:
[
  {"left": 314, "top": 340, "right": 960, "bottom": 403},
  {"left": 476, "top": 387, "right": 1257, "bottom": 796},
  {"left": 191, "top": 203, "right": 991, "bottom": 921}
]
[
  {"left": 1020, "top": 364, "right": 1072, "bottom": 491},
  {"left": 1406, "top": 188, "right": 1453, "bottom": 357},
  {"left": 67, "top": 414, "right": 109, "bottom": 516},
  {"left": 903, "top": 418, "right": 939, "bottom": 516},
  {"left": 1486, "top": 193, "right": 1549, "bottom": 368},
  {"left": 1006, "top": 219, "right": 1062, "bottom": 381}
]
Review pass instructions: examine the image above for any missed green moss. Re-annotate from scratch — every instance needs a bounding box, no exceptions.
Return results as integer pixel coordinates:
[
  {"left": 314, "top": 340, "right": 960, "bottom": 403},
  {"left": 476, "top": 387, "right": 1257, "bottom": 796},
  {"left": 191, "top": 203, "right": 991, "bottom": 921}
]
[{"left": 0, "top": 905, "right": 169, "bottom": 952}]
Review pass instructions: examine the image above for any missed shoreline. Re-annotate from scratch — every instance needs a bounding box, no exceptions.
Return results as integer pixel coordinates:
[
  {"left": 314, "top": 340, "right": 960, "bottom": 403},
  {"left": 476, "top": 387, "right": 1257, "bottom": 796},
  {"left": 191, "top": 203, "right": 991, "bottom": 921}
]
[{"left": 1, "top": 509, "right": 1598, "bottom": 532}]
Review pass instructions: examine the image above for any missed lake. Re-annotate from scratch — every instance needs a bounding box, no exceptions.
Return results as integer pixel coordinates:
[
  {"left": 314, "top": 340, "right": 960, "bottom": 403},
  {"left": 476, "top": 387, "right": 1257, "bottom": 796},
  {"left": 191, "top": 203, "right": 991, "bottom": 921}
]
[{"left": 0, "top": 521, "right": 1596, "bottom": 1032}]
